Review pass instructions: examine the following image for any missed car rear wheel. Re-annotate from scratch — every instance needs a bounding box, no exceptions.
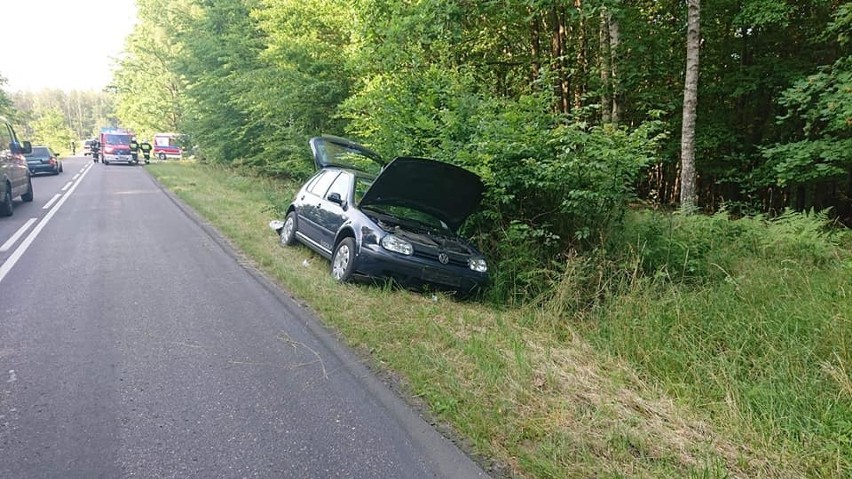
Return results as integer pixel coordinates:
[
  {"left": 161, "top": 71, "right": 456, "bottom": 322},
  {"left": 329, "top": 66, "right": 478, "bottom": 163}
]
[
  {"left": 280, "top": 212, "right": 297, "bottom": 246},
  {"left": 21, "top": 177, "right": 33, "bottom": 202},
  {"left": 331, "top": 237, "right": 357, "bottom": 282},
  {"left": 0, "top": 184, "right": 12, "bottom": 217},
  {"left": 159, "top": 153, "right": 166, "bottom": 161}
]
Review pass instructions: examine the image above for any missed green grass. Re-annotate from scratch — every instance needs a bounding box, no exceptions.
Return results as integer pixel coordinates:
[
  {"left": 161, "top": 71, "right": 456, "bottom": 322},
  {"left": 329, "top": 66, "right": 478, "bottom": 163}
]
[{"left": 148, "top": 162, "right": 851, "bottom": 478}]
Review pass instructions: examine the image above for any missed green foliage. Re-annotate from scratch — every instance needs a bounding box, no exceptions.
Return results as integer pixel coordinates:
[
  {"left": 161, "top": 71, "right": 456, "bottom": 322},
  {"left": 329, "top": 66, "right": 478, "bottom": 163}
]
[
  {"left": 462, "top": 94, "right": 665, "bottom": 302},
  {"left": 578, "top": 209, "right": 852, "bottom": 476},
  {"left": 614, "top": 208, "right": 843, "bottom": 285},
  {"left": 760, "top": 4, "right": 852, "bottom": 189},
  {"left": 344, "top": 68, "right": 666, "bottom": 302},
  {"left": 30, "top": 108, "right": 76, "bottom": 155},
  {"left": 11, "top": 89, "right": 115, "bottom": 143},
  {"left": 113, "top": 0, "right": 186, "bottom": 142},
  {"left": 167, "top": 0, "right": 267, "bottom": 165},
  {"left": 112, "top": 0, "right": 852, "bottom": 302},
  {"left": 0, "top": 73, "right": 14, "bottom": 118}
]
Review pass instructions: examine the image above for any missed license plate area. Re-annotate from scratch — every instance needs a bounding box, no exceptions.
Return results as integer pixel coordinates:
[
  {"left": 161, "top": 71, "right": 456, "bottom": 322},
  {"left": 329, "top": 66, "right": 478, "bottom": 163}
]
[{"left": 421, "top": 267, "right": 461, "bottom": 287}]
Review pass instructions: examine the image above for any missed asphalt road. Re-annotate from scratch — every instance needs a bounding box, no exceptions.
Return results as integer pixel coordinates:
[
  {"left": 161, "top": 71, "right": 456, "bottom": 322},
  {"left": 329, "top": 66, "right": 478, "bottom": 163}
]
[{"left": 0, "top": 157, "right": 487, "bottom": 478}]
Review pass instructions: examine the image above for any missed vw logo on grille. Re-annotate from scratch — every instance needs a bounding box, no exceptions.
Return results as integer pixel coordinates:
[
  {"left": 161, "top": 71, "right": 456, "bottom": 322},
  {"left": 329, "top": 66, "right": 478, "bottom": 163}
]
[{"left": 438, "top": 253, "right": 450, "bottom": 265}]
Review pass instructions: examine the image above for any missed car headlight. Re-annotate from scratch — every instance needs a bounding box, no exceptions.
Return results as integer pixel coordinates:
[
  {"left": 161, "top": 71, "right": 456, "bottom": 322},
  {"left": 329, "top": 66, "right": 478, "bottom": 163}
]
[
  {"left": 468, "top": 258, "right": 488, "bottom": 273},
  {"left": 380, "top": 234, "right": 413, "bottom": 255}
]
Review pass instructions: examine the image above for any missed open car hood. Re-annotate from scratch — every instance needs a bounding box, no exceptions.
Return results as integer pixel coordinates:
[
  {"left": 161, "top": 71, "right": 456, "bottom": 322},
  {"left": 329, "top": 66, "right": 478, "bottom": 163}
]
[
  {"left": 360, "top": 157, "right": 484, "bottom": 232},
  {"left": 309, "top": 136, "right": 385, "bottom": 175}
]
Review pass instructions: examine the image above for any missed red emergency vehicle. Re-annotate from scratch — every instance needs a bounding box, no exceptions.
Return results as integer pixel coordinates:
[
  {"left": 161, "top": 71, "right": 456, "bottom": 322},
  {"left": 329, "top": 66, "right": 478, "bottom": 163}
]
[
  {"left": 152, "top": 133, "right": 183, "bottom": 160},
  {"left": 99, "top": 127, "right": 137, "bottom": 165}
]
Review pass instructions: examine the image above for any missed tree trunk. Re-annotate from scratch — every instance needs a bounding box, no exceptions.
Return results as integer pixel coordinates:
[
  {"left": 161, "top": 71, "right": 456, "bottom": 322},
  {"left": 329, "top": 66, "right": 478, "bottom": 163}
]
[
  {"left": 530, "top": 7, "right": 541, "bottom": 83},
  {"left": 609, "top": 12, "right": 621, "bottom": 125},
  {"left": 599, "top": 8, "right": 611, "bottom": 123},
  {"left": 574, "top": 0, "right": 586, "bottom": 112},
  {"left": 549, "top": 7, "right": 570, "bottom": 114},
  {"left": 680, "top": 0, "right": 700, "bottom": 212}
]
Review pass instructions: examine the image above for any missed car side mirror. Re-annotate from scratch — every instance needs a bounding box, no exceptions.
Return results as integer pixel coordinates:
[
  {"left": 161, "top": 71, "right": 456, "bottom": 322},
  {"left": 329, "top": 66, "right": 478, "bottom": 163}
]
[{"left": 327, "top": 192, "right": 347, "bottom": 209}]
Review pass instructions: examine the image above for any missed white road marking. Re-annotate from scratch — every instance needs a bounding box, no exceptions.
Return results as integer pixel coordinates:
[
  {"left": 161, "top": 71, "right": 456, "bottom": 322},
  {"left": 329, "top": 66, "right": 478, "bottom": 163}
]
[
  {"left": 7, "top": 370, "right": 16, "bottom": 383},
  {"left": 0, "top": 218, "right": 38, "bottom": 252},
  {"left": 61, "top": 181, "right": 73, "bottom": 192},
  {"left": 0, "top": 162, "right": 95, "bottom": 285},
  {"left": 42, "top": 193, "right": 62, "bottom": 210},
  {"left": 72, "top": 173, "right": 80, "bottom": 180}
]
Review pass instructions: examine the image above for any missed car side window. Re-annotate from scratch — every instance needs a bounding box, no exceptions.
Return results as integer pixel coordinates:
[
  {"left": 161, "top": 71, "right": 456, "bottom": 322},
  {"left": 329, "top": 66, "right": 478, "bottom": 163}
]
[
  {"left": 325, "top": 172, "right": 351, "bottom": 202},
  {"left": 0, "top": 124, "right": 13, "bottom": 155},
  {"left": 308, "top": 170, "right": 339, "bottom": 198},
  {"left": 303, "top": 172, "right": 322, "bottom": 192}
]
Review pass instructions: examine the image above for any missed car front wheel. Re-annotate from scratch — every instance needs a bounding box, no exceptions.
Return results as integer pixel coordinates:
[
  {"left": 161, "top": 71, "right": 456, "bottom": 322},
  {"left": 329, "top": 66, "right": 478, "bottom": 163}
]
[
  {"left": 331, "top": 237, "right": 357, "bottom": 282},
  {"left": 0, "top": 185, "right": 12, "bottom": 217},
  {"left": 280, "top": 212, "right": 297, "bottom": 246},
  {"left": 21, "top": 177, "right": 33, "bottom": 202}
]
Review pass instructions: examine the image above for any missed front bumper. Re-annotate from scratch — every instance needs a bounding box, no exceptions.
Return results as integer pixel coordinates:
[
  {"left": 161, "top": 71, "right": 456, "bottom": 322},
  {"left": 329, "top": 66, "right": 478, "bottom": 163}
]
[
  {"left": 356, "top": 242, "right": 488, "bottom": 293},
  {"left": 104, "top": 153, "right": 136, "bottom": 164}
]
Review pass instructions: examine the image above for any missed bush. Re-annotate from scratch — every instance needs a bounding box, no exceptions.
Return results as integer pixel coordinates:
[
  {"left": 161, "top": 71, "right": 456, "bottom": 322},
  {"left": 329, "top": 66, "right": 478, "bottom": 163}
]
[
  {"left": 610, "top": 208, "right": 844, "bottom": 286},
  {"left": 342, "top": 66, "right": 667, "bottom": 303}
]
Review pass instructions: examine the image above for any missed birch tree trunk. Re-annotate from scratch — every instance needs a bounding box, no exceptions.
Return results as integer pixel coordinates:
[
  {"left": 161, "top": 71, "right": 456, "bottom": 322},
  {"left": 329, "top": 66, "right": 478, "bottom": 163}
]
[
  {"left": 680, "top": 0, "right": 700, "bottom": 212},
  {"left": 574, "top": 0, "right": 586, "bottom": 112},
  {"left": 609, "top": 12, "right": 620, "bottom": 125},
  {"left": 600, "top": 8, "right": 612, "bottom": 123}
]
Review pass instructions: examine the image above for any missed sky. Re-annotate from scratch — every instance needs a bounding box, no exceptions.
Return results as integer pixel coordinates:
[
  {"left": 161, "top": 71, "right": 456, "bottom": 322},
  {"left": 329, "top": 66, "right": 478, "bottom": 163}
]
[{"left": 1, "top": 0, "right": 137, "bottom": 92}]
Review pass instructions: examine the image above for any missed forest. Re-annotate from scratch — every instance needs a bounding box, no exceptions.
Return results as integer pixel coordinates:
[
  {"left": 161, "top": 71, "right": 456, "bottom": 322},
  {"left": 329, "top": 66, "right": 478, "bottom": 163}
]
[{"left": 124, "top": 0, "right": 852, "bottom": 300}]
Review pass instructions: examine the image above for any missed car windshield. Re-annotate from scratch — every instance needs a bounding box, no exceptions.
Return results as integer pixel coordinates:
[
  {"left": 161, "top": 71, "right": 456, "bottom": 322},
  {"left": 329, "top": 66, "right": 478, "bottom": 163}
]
[
  {"left": 104, "top": 134, "right": 131, "bottom": 144},
  {"left": 25, "top": 147, "right": 50, "bottom": 157},
  {"left": 154, "top": 135, "right": 181, "bottom": 147}
]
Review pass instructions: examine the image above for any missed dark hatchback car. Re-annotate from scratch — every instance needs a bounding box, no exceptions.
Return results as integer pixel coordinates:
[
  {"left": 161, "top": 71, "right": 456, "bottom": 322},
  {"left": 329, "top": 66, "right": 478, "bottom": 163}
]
[
  {"left": 25, "top": 146, "right": 63, "bottom": 175},
  {"left": 272, "top": 135, "right": 488, "bottom": 293}
]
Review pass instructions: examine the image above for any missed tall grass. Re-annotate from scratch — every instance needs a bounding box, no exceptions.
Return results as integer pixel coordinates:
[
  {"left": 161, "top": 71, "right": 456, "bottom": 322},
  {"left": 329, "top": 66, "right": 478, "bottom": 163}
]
[{"left": 561, "top": 209, "right": 852, "bottom": 477}]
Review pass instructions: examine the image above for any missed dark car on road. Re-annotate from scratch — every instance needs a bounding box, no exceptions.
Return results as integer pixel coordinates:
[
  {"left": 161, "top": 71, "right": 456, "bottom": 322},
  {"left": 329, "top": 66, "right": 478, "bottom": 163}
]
[
  {"left": 272, "top": 135, "right": 488, "bottom": 294},
  {"left": 25, "top": 146, "right": 63, "bottom": 175},
  {"left": 1, "top": 116, "right": 34, "bottom": 217}
]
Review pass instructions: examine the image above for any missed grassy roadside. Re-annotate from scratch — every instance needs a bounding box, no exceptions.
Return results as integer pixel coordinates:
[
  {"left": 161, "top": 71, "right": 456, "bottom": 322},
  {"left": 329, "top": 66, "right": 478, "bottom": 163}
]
[{"left": 149, "top": 162, "right": 849, "bottom": 478}]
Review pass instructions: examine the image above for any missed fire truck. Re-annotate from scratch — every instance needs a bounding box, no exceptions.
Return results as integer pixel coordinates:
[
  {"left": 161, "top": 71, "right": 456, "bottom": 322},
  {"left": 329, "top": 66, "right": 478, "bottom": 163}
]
[{"left": 98, "top": 127, "right": 137, "bottom": 165}]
